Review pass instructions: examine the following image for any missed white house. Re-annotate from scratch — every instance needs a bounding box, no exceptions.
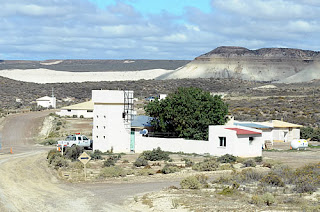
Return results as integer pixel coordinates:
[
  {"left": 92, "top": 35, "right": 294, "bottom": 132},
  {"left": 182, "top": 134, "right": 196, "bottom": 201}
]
[
  {"left": 262, "top": 120, "right": 303, "bottom": 143},
  {"left": 209, "top": 125, "right": 263, "bottom": 157},
  {"left": 91, "top": 90, "right": 264, "bottom": 157},
  {"left": 36, "top": 96, "right": 56, "bottom": 108},
  {"left": 233, "top": 122, "right": 273, "bottom": 145},
  {"left": 56, "top": 101, "right": 94, "bottom": 118}
]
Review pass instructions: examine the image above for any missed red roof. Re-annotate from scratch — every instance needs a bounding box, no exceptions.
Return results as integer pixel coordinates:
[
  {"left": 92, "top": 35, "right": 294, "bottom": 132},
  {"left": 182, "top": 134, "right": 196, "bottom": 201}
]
[{"left": 226, "top": 128, "right": 261, "bottom": 135}]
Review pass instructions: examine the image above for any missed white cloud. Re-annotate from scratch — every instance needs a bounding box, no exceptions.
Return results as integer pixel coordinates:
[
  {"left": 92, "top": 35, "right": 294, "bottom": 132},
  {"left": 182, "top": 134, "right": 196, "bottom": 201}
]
[{"left": 0, "top": 0, "right": 320, "bottom": 60}]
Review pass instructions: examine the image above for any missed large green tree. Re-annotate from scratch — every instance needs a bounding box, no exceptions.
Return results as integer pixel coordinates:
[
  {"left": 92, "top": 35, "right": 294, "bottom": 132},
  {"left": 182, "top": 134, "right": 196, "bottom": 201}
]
[{"left": 145, "top": 87, "right": 228, "bottom": 140}]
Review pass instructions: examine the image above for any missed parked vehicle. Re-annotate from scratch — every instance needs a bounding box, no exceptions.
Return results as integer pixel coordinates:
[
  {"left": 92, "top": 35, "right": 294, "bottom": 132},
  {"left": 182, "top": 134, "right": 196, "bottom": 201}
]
[{"left": 57, "top": 133, "right": 92, "bottom": 151}]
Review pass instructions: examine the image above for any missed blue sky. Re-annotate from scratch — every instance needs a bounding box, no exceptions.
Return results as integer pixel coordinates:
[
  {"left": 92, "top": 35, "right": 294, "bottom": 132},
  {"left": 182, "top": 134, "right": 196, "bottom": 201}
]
[{"left": 1, "top": 0, "right": 320, "bottom": 60}]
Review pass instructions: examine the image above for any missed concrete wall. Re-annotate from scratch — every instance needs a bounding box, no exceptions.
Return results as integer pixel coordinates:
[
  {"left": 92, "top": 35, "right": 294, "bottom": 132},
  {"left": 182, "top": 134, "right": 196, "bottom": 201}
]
[
  {"left": 56, "top": 109, "right": 93, "bottom": 118},
  {"left": 37, "top": 97, "right": 56, "bottom": 108},
  {"left": 92, "top": 90, "right": 132, "bottom": 153},
  {"left": 134, "top": 131, "right": 212, "bottom": 154},
  {"left": 272, "top": 127, "right": 300, "bottom": 142}
]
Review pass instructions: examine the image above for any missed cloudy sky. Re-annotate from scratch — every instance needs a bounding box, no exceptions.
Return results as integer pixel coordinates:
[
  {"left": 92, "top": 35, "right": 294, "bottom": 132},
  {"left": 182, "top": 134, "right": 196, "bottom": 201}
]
[{"left": 1, "top": 0, "right": 320, "bottom": 60}]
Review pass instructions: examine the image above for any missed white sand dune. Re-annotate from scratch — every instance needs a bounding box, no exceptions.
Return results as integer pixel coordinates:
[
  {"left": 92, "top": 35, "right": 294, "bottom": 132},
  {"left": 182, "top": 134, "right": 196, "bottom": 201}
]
[{"left": 0, "top": 68, "right": 175, "bottom": 83}]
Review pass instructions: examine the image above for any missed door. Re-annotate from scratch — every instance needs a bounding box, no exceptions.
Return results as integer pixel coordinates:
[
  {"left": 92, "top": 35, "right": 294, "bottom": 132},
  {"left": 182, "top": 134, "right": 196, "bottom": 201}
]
[{"left": 130, "top": 129, "right": 135, "bottom": 152}]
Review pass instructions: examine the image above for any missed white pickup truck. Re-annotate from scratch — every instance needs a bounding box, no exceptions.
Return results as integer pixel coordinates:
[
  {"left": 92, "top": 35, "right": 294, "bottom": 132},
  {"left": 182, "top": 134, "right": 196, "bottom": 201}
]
[{"left": 57, "top": 134, "right": 93, "bottom": 151}]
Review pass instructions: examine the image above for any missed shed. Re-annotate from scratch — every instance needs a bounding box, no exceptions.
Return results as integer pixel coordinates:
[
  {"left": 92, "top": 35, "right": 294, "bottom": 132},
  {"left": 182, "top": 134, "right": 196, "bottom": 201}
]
[
  {"left": 36, "top": 96, "right": 56, "bottom": 108},
  {"left": 56, "top": 101, "right": 94, "bottom": 118},
  {"left": 209, "top": 125, "right": 263, "bottom": 157},
  {"left": 262, "top": 120, "right": 303, "bottom": 143}
]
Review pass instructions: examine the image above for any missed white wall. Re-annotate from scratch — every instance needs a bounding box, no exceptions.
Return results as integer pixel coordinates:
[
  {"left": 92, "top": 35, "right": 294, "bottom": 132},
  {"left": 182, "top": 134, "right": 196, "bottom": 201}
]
[
  {"left": 272, "top": 128, "right": 300, "bottom": 142},
  {"left": 134, "top": 131, "right": 212, "bottom": 154},
  {"left": 56, "top": 109, "right": 93, "bottom": 118},
  {"left": 37, "top": 97, "right": 56, "bottom": 108},
  {"left": 92, "top": 90, "right": 132, "bottom": 153}
]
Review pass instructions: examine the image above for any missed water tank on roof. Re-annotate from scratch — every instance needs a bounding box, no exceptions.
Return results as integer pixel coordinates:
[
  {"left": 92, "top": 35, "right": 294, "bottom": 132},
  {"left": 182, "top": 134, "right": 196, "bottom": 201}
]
[{"left": 291, "top": 139, "right": 308, "bottom": 150}]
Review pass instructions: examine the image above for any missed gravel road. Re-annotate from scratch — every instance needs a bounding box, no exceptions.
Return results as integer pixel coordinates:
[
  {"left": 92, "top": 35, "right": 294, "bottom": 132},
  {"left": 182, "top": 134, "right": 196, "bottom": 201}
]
[{"left": 0, "top": 111, "right": 178, "bottom": 211}]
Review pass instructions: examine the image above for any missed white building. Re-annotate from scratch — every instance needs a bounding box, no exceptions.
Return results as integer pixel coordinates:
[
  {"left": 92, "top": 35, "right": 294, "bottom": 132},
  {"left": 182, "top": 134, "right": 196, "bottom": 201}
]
[
  {"left": 91, "top": 90, "right": 264, "bottom": 157},
  {"left": 92, "top": 90, "right": 134, "bottom": 152},
  {"left": 56, "top": 101, "right": 94, "bottom": 118},
  {"left": 208, "top": 125, "right": 263, "bottom": 157},
  {"left": 36, "top": 96, "right": 56, "bottom": 108},
  {"left": 262, "top": 120, "right": 302, "bottom": 143}
]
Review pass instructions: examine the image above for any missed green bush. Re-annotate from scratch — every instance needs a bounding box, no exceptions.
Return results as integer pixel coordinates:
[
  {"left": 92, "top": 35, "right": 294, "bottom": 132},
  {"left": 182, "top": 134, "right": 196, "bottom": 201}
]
[
  {"left": 135, "top": 169, "right": 156, "bottom": 176},
  {"left": 260, "top": 173, "right": 285, "bottom": 187},
  {"left": 254, "top": 156, "right": 263, "bottom": 163},
  {"left": 243, "top": 159, "right": 256, "bottom": 167},
  {"left": 192, "top": 157, "right": 219, "bottom": 171},
  {"left": 51, "top": 156, "right": 69, "bottom": 169},
  {"left": 99, "top": 166, "right": 127, "bottom": 178},
  {"left": 217, "top": 154, "right": 237, "bottom": 163},
  {"left": 133, "top": 157, "right": 149, "bottom": 167},
  {"left": 180, "top": 176, "right": 201, "bottom": 189},
  {"left": 64, "top": 146, "right": 84, "bottom": 161},
  {"left": 139, "top": 147, "right": 170, "bottom": 161},
  {"left": 103, "top": 156, "right": 119, "bottom": 167},
  {"left": 262, "top": 193, "right": 275, "bottom": 206},
  {"left": 181, "top": 158, "right": 194, "bottom": 167},
  {"left": 162, "top": 164, "right": 180, "bottom": 174},
  {"left": 89, "top": 150, "right": 103, "bottom": 160}
]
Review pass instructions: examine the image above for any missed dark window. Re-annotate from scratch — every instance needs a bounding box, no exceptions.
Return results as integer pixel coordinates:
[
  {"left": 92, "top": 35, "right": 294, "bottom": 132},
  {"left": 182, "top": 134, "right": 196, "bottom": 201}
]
[
  {"left": 249, "top": 137, "right": 254, "bottom": 141},
  {"left": 67, "top": 109, "right": 71, "bottom": 112},
  {"left": 219, "top": 137, "right": 226, "bottom": 147},
  {"left": 87, "top": 110, "right": 93, "bottom": 113}
]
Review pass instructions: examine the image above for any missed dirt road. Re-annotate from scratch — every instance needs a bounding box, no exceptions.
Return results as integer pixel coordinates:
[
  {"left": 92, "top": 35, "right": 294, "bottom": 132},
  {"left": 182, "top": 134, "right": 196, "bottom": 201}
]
[{"left": 0, "top": 111, "right": 178, "bottom": 211}]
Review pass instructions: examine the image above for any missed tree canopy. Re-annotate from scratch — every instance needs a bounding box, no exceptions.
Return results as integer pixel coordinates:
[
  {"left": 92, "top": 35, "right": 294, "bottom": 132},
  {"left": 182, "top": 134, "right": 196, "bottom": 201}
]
[{"left": 144, "top": 87, "right": 228, "bottom": 140}]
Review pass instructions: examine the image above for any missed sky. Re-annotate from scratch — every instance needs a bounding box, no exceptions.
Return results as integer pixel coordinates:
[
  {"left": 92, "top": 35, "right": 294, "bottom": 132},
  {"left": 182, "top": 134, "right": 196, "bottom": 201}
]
[{"left": 1, "top": 0, "right": 320, "bottom": 60}]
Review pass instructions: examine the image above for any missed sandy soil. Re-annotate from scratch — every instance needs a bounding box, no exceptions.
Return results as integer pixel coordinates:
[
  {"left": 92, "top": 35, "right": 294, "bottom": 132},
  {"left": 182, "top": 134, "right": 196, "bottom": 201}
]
[{"left": 0, "top": 68, "right": 175, "bottom": 83}]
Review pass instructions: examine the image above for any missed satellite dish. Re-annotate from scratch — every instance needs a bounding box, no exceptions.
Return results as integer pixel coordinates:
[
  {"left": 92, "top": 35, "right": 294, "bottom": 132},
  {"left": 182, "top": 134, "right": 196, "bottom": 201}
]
[{"left": 140, "top": 129, "right": 148, "bottom": 135}]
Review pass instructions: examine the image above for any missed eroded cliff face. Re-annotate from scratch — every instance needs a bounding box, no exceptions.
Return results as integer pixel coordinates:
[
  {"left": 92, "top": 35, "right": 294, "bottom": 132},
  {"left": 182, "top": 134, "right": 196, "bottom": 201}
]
[{"left": 159, "top": 46, "right": 320, "bottom": 82}]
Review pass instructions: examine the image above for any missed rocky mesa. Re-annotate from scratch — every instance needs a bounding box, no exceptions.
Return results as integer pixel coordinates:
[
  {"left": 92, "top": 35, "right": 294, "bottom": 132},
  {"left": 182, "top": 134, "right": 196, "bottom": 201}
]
[{"left": 158, "top": 46, "right": 320, "bottom": 83}]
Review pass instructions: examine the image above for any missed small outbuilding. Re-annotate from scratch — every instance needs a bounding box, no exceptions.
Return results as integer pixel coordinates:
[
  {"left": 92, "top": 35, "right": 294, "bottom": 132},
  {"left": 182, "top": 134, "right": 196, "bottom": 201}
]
[
  {"left": 262, "top": 120, "right": 303, "bottom": 143},
  {"left": 36, "top": 96, "right": 56, "bottom": 108},
  {"left": 209, "top": 125, "right": 263, "bottom": 157},
  {"left": 56, "top": 101, "right": 94, "bottom": 118}
]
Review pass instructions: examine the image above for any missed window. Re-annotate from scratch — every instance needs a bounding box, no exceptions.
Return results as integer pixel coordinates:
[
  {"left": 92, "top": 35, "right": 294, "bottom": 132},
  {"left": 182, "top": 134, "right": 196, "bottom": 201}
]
[
  {"left": 87, "top": 110, "right": 93, "bottom": 113},
  {"left": 96, "top": 115, "right": 99, "bottom": 118},
  {"left": 103, "top": 126, "right": 106, "bottom": 129},
  {"left": 249, "top": 137, "right": 254, "bottom": 145},
  {"left": 219, "top": 137, "right": 226, "bottom": 147},
  {"left": 96, "top": 126, "right": 98, "bottom": 129},
  {"left": 103, "top": 136, "right": 105, "bottom": 139},
  {"left": 96, "top": 136, "right": 98, "bottom": 138},
  {"left": 67, "top": 109, "right": 71, "bottom": 112},
  {"left": 104, "top": 115, "right": 106, "bottom": 118}
]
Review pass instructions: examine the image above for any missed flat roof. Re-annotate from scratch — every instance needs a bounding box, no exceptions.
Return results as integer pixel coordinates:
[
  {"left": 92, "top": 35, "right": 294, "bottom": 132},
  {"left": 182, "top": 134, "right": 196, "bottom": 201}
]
[
  {"left": 62, "top": 101, "right": 94, "bottom": 110},
  {"left": 234, "top": 122, "right": 272, "bottom": 129}
]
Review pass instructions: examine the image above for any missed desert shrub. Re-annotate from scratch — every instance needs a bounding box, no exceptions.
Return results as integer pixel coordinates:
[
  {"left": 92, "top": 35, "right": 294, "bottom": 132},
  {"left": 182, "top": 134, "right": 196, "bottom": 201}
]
[
  {"left": 122, "top": 159, "right": 129, "bottom": 163},
  {"left": 217, "top": 154, "right": 237, "bottom": 163},
  {"left": 236, "top": 168, "right": 264, "bottom": 183},
  {"left": 57, "top": 121, "right": 62, "bottom": 126},
  {"left": 180, "top": 176, "right": 201, "bottom": 189},
  {"left": 195, "top": 174, "right": 208, "bottom": 184},
  {"left": 192, "top": 157, "right": 219, "bottom": 171},
  {"left": 262, "top": 162, "right": 273, "bottom": 168},
  {"left": 219, "top": 163, "right": 234, "bottom": 170},
  {"left": 181, "top": 158, "right": 194, "bottom": 167},
  {"left": 42, "top": 139, "right": 56, "bottom": 146},
  {"left": 254, "top": 156, "right": 263, "bottom": 163},
  {"left": 89, "top": 150, "right": 103, "bottom": 160},
  {"left": 271, "top": 164, "right": 294, "bottom": 184},
  {"left": 47, "top": 149, "right": 59, "bottom": 161},
  {"left": 161, "top": 164, "right": 180, "bottom": 174},
  {"left": 262, "top": 193, "right": 275, "bottom": 206},
  {"left": 243, "top": 159, "right": 256, "bottom": 167},
  {"left": 251, "top": 194, "right": 264, "bottom": 205},
  {"left": 260, "top": 173, "right": 285, "bottom": 187},
  {"left": 51, "top": 156, "right": 69, "bottom": 169},
  {"left": 135, "top": 169, "right": 156, "bottom": 176},
  {"left": 47, "top": 150, "right": 64, "bottom": 165},
  {"left": 55, "top": 126, "right": 60, "bottom": 131},
  {"left": 99, "top": 166, "right": 127, "bottom": 178},
  {"left": 139, "top": 147, "right": 170, "bottom": 161},
  {"left": 72, "top": 115, "right": 77, "bottom": 118},
  {"left": 103, "top": 156, "right": 119, "bottom": 167},
  {"left": 64, "top": 146, "right": 84, "bottom": 161},
  {"left": 133, "top": 157, "right": 149, "bottom": 167},
  {"left": 218, "top": 186, "right": 238, "bottom": 196},
  {"left": 292, "top": 163, "right": 320, "bottom": 193}
]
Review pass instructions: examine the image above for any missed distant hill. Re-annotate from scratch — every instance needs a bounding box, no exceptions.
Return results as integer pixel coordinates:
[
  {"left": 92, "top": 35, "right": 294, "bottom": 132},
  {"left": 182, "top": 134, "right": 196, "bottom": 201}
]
[
  {"left": 157, "top": 46, "right": 320, "bottom": 83},
  {"left": 0, "top": 59, "right": 190, "bottom": 72}
]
